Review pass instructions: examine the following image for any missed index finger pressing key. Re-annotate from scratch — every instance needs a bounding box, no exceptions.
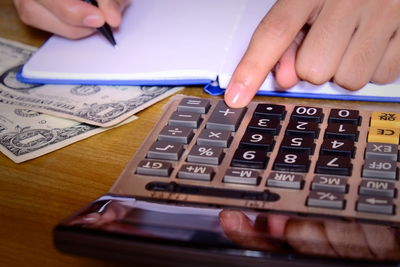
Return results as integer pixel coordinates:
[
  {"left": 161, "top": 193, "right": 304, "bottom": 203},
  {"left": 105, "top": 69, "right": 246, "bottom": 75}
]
[{"left": 224, "top": 0, "right": 321, "bottom": 108}]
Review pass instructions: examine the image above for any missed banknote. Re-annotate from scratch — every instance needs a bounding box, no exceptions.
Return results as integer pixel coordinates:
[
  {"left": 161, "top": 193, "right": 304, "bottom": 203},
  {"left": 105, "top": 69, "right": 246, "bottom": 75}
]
[
  {"left": 0, "top": 103, "right": 137, "bottom": 163},
  {"left": 0, "top": 37, "right": 183, "bottom": 127}
]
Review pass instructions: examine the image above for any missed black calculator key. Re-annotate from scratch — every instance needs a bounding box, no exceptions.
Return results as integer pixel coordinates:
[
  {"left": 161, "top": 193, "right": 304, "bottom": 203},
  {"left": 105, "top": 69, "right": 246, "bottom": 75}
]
[
  {"left": 328, "top": 109, "right": 360, "bottom": 125},
  {"left": 325, "top": 123, "right": 359, "bottom": 141},
  {"left": 280, "top": 136, "right": 315, "bottom": 155},
  {"left": 320, "top": 139, "right": 355, "bottom": 157},
  {"left": 291, "top": 106, "right": 324, "bottom": 122},
  {"left": 254, "top": 103, "right": 286, "bottom": 120},
  {"left": 239, "top": 132, "right": 275, "bottom": 151},
  {"left": 273, "top": 152, "right": 310, "bottom": 172},
  {"left": 286, "top": 121, "right": 320, "bottom": 138},
  {"left": 231, "top": 149, "right": 268, "bottom": 169},
  {"left": 247, "top": 117, "right": 281, "bottom": 135},
  {"left": 315, "top": 155, "right": 352, "bottom": 176}
]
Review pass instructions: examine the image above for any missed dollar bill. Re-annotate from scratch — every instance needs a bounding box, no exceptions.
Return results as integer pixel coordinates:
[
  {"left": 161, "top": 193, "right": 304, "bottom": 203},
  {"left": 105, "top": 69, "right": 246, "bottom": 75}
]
[
  {"left": 0, "top": 103, "right": 137, "bottom": 163},
  {"left": 0, "top": 37, "right": 183, "bottom": 127}
]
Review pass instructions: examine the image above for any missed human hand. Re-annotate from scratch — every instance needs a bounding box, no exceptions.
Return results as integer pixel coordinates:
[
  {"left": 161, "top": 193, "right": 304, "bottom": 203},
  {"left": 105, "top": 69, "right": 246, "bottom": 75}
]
[
  {"left": 13, "top": 0, "right": 131, "bottom": 39},
  {"left": 224, "top": 0, "right": 400, "bottom": 108},
  {"left": 219, "top": 210, "right": 400, "bottom": 260},
  {"left": 219, "top": 210, "right": 289, "bottom": 252},
  {"left": 67, "top": 199, "right": 130, "bottom": 227}
]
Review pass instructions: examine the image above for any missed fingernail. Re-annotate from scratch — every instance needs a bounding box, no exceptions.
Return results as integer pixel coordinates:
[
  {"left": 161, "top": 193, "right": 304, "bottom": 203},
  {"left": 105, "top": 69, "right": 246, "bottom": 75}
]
[
  {"left": 81, "top": 213, "right": 100, "bottom": 223},
  {"left": 224, "top": 82, "right": 252, "bottom": 108},
  {"left": 220, "top": 211, "right": 241, "bottom": 231},
  {"left": 83, "top": 15, "right": 102, "bottom": 27}
]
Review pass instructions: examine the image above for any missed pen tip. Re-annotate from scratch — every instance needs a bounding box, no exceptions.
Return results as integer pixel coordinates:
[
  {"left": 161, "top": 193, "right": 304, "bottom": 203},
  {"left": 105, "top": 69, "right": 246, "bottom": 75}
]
[{"left": 114, "top": 44, "right": 119, "bottom": 49}]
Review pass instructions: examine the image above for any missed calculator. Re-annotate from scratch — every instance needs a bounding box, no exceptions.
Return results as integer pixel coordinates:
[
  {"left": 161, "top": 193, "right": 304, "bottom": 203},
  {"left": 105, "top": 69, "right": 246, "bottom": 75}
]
[{"left": 54, "top": 96, "right": 400, "bottom": 266}]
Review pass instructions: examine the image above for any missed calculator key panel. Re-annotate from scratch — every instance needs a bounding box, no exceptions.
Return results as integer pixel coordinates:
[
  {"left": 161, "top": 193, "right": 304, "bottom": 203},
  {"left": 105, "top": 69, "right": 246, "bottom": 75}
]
[{"left": 112, "top": 96, "right": 400, "bottom": 224}]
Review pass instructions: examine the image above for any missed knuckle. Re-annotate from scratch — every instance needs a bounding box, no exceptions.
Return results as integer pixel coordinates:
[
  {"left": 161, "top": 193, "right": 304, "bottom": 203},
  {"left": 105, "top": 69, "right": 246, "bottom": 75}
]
[
  {"left": 296, "top": 61, "right": 330, "bottom": 85},
  {"left": 333, "top": 71, "right": 368, "bottom": 91},
  {"left": 332, "top": 49, "right": 374, "bottom": 90},
  {"left": 44, "top": 1, "right": 87, "bottom": 26},
  {"left": 58, "top": 5, "right": 83, "bottom": 24},
  {"left": 14, "top": 0, "right": 34, "bottom": 25},
  {"left": 372, "top": 58, "right": 400, "bottom": 84}
]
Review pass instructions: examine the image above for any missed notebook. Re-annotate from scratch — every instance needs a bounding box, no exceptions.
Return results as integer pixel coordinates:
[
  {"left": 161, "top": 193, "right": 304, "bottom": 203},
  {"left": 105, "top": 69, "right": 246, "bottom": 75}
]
[{"left": 18, "top": 0, "right": 400, "bottom": 102}]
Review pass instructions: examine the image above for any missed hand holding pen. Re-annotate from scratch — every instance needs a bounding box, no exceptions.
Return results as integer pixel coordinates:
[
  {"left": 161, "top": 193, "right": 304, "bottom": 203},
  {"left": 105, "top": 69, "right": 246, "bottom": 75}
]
[
  {"left": 83, "top": 0, "right": 118, "bottom": 47},
  {"left": 13, "top": 0, "right": 130, "bottom": 41}
]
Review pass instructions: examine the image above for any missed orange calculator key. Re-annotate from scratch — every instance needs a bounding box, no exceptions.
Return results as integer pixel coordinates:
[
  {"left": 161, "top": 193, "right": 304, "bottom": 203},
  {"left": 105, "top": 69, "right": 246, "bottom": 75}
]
[
  {"left": 370, "top": 112, "right": 400, "bottom": 128},
  {"left": 368, "top": 126, "right": 400, "bottom": 144}
]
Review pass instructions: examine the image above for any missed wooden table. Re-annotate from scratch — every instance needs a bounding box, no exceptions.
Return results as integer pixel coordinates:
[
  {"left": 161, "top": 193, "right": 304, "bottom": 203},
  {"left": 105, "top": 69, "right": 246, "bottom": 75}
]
[
  {"left": 0, "top": 3, "right": 219, "bottom": 266},
  {"left": 1, "top": 2, "right": 399, "bottom": 266}
]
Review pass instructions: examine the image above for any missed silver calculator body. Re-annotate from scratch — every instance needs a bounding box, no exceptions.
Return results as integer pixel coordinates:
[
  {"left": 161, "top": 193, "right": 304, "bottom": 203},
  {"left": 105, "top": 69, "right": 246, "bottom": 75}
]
[{"left": 54, "top": 96, "right": 400, "bottom": 266}]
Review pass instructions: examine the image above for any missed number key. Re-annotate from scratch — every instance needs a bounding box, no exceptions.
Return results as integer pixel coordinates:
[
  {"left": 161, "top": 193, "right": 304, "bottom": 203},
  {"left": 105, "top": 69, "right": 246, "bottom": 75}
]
[
  {"left": 320, "top": 139, "right": 355, "bottom": 158},
  {"left": 247, "top": 117, "right": 281, "bottom": 135},
  {"left": 239, "top": 132, "right": 275, "bottom": 151},
  {"left": 286, "top": 121, "right": 320, "bottom": 138},
  {"left": 291, "top": 106, "right": 324, "bottom": 122},
  {"left": 328, "top": 109, "right": 360, "bottom": 125},
  {"left": 280, "top": 136, "right": 315, "bottom": 155},
  {"left": 315, "top": 155, "right": 352, "bottom": 176},
  {"left": 325, "top": 123, "right": 359, "bottom": 141},
  {"left": 273, "top": 152, "right": 310, "bottom": 173},
  {"left": 231, "top": 149, "right": 268, "bottom": 169}
]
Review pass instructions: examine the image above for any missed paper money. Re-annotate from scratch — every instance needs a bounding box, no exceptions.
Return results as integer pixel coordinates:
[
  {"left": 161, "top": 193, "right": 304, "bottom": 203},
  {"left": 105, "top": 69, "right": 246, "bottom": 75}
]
[
  {"left": 0, "top": 37, "right": 183, "bottom": 127},
  {"left": 0, "top": 103, "right": 137, "bottom": 163}
]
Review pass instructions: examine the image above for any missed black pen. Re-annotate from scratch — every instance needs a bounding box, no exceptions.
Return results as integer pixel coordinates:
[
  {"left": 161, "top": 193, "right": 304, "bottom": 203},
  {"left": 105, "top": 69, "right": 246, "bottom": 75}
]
[{"left": 83, "top": 0, "right": 118, "bottom": 48}]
